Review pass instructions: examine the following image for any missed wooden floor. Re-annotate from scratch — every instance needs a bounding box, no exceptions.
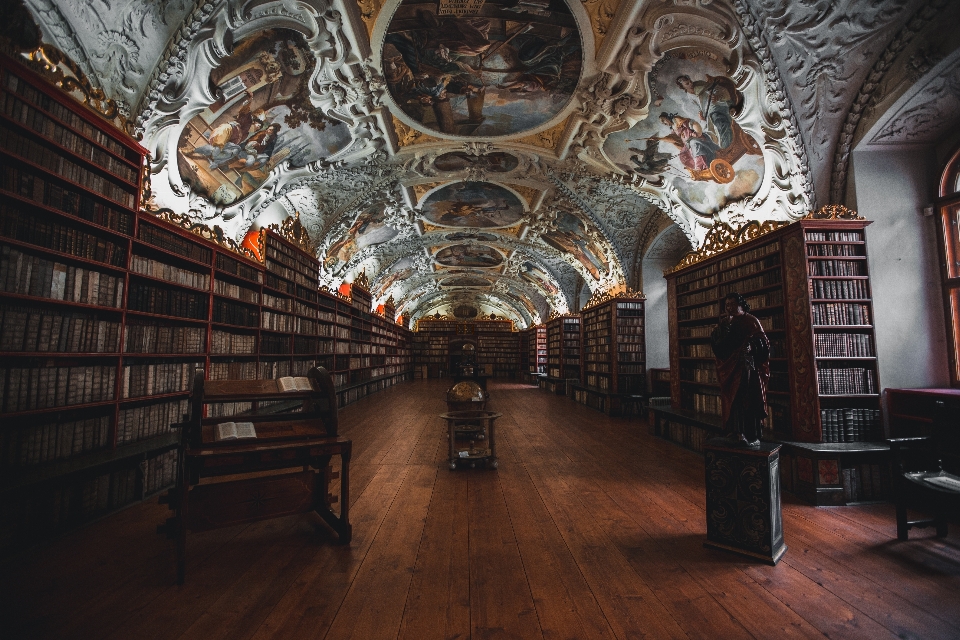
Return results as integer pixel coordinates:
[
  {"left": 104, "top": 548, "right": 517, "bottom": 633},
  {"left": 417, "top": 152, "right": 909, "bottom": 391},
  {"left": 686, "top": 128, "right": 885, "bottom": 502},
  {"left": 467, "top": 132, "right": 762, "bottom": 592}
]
[{"left": 3, "top": 379, "right": 960, "bottom": 640}]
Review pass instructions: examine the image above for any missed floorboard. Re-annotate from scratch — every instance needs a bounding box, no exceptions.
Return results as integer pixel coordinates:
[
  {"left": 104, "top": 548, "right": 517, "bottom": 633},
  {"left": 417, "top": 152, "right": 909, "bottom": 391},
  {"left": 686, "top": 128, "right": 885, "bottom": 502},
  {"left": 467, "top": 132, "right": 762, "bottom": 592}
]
[{"left": 3, "top": 379, "right": 959, "bottom": 640}]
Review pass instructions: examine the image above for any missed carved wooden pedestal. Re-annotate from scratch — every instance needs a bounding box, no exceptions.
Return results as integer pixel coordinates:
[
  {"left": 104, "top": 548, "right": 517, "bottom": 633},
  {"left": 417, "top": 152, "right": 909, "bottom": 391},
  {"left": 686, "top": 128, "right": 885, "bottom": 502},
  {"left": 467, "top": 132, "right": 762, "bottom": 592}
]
[{"left": 703, "top": 439, "right": 787, "bottom": 565}]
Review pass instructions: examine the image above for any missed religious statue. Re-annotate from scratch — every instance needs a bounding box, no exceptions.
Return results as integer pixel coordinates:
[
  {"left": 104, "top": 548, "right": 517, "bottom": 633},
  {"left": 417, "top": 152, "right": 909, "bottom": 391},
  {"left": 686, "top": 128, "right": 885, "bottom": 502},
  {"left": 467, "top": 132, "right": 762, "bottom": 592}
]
[{"left": 710, "top": 292, "right": 770, "bottom": 447}]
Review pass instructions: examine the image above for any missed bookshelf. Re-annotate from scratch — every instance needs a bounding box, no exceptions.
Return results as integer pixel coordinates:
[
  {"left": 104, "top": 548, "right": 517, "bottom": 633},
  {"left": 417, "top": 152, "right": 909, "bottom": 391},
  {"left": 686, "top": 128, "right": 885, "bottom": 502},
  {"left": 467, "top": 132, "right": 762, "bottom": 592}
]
[
  {"left": 572, "top": 296, "right": 645, "bottom": 416},
  {"left": 663, "top": 214, "right": 887, "bottom": 505},
  {"left": 541, "top": 315, "right": 581, "bottom": 394},
  {"left": 0, "top": 54, "right": 413, "bottom": 548},
  {"left": 412, "top": 319, "right": 518, "bottom": 378}
]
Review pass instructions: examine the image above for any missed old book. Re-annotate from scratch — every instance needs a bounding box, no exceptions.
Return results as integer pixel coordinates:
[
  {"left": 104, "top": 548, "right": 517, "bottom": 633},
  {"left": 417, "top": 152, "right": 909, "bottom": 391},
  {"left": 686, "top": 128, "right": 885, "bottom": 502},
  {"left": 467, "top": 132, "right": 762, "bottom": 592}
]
[
  {"left": 277, "top": 376, "right": 313, "bottom": 392},
  {"left": 215, "top": 421, "right": 257, "bottom": 441}
]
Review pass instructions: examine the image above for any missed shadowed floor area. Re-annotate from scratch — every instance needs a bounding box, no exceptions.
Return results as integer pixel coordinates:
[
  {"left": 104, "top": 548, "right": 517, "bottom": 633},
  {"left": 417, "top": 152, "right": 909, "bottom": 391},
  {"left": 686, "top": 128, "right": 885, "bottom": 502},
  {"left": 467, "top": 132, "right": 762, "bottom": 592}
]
[{"left": 3, "top": 379, "right": 959, "bottom": 639}]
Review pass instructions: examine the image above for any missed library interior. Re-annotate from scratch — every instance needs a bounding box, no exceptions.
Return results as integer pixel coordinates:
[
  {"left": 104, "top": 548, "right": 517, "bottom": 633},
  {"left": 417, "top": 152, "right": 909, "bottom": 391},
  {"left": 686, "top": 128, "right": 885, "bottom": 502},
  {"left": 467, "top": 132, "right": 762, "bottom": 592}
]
[{"left": 2, "top": 0, "right": 960, "bottom": 638}]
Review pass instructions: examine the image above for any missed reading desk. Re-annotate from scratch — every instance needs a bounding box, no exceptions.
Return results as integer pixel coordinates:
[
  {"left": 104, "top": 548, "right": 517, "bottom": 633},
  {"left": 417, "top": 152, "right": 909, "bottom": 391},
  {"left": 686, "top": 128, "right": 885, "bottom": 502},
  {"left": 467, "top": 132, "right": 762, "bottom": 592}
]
[{"left": 159, "top": 366, "right": 351, "bottom": 583}]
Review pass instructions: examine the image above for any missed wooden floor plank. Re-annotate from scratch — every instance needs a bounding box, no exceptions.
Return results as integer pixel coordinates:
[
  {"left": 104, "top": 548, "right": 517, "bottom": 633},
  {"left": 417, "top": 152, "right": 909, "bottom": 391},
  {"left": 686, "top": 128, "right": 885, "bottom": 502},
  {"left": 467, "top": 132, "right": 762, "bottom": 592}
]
[{"left": 6, "top": 379, "right": 960, "bottom": 640}]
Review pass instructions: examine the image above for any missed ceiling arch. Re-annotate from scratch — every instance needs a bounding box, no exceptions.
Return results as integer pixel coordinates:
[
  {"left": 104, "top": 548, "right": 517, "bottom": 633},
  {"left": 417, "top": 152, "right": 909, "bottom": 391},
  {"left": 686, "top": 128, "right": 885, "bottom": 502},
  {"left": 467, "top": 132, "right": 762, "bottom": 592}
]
[{"left": 23, "top": 0, "right": 953, "bottom": 326}]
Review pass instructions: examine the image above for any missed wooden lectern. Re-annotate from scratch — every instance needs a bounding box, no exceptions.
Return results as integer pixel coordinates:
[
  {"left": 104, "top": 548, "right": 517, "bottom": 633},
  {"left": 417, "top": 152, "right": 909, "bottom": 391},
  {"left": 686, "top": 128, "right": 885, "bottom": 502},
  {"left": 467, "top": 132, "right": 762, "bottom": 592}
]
[{"left": 158, "top": 366, "right": 351, "bottom": 583}]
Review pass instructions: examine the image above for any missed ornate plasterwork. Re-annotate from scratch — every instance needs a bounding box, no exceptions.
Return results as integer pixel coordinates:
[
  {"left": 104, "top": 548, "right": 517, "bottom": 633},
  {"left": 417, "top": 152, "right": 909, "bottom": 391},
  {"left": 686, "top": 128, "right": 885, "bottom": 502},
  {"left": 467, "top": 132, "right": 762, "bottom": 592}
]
[
  {"left": 735, "top": 0, "right": 925, "bottom": 207},
  {"left": 667, "top": 218, "right": 789, "bottom": 274},
  {"left": 868, "top": 52, "right": 960, "bottom": 144}
]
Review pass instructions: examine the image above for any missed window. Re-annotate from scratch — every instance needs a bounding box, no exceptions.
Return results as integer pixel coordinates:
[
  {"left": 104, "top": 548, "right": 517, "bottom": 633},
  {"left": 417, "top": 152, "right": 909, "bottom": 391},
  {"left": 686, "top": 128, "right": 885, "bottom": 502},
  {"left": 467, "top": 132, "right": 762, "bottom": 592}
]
[{"left": 937, "top": 144, "right": 960, "bottom": 386}]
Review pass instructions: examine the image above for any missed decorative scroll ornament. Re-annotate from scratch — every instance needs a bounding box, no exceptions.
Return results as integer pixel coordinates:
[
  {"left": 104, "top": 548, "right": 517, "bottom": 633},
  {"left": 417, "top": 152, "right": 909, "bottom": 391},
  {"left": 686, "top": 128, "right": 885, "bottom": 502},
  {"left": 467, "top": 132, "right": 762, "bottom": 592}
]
[
  {"left": 353, "top": 269, "right": 371, "bottom": 292},
  {"left": 268, "top": 213, "right": 315, "bottom": 256},
  {"left": 547, "top": 310, "right": 581, "bottom": 321},
  {"left": 668, "top": 219, "right": 790, "bottom": 274},
  {"left": 18, "top": 44, "right": 133, "bottom": 135},
  {"left": 803, "top": 204, "right": 864, "bottom": 221},
  {"left": 393, "top": 115, "right": 441, "bottom": 147},
  {"left": 582, "top": 283, "right": 646, "bottom": 310},
  {"left": 148, "top": 209, "right": 260, "bottom": 262},
  {"left": 516, "top": 120, "right": 568, "bottom": 151}
]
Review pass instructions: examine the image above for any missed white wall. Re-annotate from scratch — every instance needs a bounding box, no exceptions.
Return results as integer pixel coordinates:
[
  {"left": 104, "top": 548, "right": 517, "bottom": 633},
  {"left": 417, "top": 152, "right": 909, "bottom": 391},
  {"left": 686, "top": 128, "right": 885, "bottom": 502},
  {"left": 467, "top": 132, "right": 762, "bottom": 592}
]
[
  {"left": 642, "top": 258, "right": 675, "bottom": 373},
  {"left": 851, "top": 146, "right": 951, "bottom": 390}
]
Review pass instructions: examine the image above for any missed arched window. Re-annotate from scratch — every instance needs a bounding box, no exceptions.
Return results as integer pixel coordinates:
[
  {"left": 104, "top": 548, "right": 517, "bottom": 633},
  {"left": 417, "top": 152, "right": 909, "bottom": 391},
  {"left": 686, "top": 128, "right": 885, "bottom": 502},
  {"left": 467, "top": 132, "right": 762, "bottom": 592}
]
[{"left": 937, "top": 144, "right": 960, "bottom": 386}]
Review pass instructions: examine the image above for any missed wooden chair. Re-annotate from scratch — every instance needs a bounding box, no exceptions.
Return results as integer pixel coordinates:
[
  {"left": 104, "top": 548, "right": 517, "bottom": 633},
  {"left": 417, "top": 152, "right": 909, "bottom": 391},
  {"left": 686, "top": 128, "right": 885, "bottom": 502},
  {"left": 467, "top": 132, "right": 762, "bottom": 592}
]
[
  {"left": 887, "top": 400, "right": 960, "bottom": 540},
  {"left": 158, "top": 366, "right": 351, "bottom": 583}
]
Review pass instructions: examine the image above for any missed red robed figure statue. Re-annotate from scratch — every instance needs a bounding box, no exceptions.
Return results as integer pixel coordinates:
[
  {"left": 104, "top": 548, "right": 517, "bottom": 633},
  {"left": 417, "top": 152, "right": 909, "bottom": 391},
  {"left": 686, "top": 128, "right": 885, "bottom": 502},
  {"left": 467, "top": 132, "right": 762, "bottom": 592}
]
[{"left": 710, "top": 292, "right": 770, "bottom": 447}]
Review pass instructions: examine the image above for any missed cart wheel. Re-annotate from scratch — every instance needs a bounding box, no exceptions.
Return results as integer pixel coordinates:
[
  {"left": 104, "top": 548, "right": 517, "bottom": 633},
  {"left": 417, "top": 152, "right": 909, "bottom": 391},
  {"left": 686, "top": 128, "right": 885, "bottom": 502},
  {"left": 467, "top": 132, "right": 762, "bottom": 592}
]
[{"left": 709, "top": 158, "right": 735, "bottom": 184}]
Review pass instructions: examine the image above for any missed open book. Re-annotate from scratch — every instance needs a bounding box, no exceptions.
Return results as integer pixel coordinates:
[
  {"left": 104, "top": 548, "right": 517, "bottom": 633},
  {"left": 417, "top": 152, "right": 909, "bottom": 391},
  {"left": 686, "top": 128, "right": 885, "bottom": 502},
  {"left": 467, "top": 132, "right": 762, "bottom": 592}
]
[
  {"left": 216, "top": 421, "right": 257, "bottom": 441},
  {"left": 277, "top": 376, "right": 313, "bottom": 392}
]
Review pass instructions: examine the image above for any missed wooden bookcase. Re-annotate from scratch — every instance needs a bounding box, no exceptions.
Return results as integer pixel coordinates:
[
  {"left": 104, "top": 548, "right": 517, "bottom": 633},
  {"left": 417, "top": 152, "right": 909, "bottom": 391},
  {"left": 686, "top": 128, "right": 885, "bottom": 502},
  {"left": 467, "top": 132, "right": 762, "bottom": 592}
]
[
  {"left": 0, "top": 54, "right": 412, "bottom": 547},
  {"left": 412, "top": 319, "right": 518, "bottom": 378},
  {"left": 663, "top": 216, "right": 887, "bottom": 505},
  {"left": 533, "top": 325, "right": 547, "bottom": 373},
  {"left": 572, "top": 297, "right": 645, "bottom": 416},
  {"left": 542, "top": 315, "right": 581, "bottom": 394}
]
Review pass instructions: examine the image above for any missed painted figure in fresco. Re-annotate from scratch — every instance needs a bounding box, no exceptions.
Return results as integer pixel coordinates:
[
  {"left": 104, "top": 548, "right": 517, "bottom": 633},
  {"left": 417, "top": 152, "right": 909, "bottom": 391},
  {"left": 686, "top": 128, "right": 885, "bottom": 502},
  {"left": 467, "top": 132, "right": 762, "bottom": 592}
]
[
  {"left": 520, "top": 261, "right": 558, "bottom": 295},
  {"left": 628, "top": 138, "right": 673, "bottom": 176},
  {"left": 186, "top": 104, "right": 267, "bottom": 171},
  {"left": 435, "top": 244, "right": 503, "bottom": 268},
  {"left": 676, "top": 74, "right": 741, "bottom": 149},
  {"left": 711, "top": 292, "right": 770, "bottom": 448},
  {"left": 657, "top": 112, "right": 720, "bottom": 172},
  {"left": 543, "top": 213, "right": 608, "bottom": 280},
  {"left": 324, "top": 208, "right": 396, "bottom": 270}
]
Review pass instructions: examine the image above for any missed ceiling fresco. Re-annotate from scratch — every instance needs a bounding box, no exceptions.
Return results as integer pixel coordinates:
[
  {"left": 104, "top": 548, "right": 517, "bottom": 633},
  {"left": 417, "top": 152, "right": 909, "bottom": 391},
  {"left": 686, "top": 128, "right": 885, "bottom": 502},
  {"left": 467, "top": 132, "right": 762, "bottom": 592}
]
[
  {"left": 21, "top": 0, "right": 957, "bottom": 326},
  {"left": 382, "top": 0, "right": 583, "bottom": 137}
]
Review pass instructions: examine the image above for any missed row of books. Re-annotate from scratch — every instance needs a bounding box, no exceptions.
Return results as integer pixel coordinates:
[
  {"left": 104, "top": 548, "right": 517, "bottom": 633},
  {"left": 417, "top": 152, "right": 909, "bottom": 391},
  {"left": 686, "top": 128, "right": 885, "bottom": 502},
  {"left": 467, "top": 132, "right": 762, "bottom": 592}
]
[
  {"left": 264, "top": 271, "right": 295, "bottom": 296},
  {"left": 216, "top": 253, "right": 262, "bottom": 283},
  {"left": 618, "top": 364, "right": 645, "bottom": 375},
  {"left": 0, "top": 124, "right": 135, "bottom": 208},
  {"left": 744, "top": 288, "right": 783, "bottom": 310},
  {"left": 120, "top": 361, "right": 203, "bottom": 398},
  {"left": 718, "top": 269, "right": 781, "bottom": 297},
  {"left": 265, "top": 257, "right": 315, "bottom": 289},
  {"left": 769, "top": 370, "right": 789, "bottom": 392},
  {"left": 128, "top": 283, "right": 206, "bottom": 320},
  {"left": 585, "top": 373, "right": 611, "bottom": 390},
  {"left": 717, "top": 240, "right": 780, "bottom": 271},
  {"left": 814, "top": 332, "right": 874, "bottom": 358},
  {"left": 677, "top": 286, "right": 717, "bottom": 307},
  {"left": 682, "top": 343, "right": 713, "bottom": 358},
  {"left": 262, "top": 292, "right": 294, "bottom": 312},
  {"left": 125, "top": 321, "right": 205, "bottom": 354},
  {"left": 769, "top": 337, "right": 786, "bottom": 358},
  {"left": 816, "top": 367, "right": 877, "bottom": 395},
  {"left": 2, "top": 363, "right": 116, "bottom": 412},
  {"left": 213, "top": 298, "right": 259, "bottom": 327},
  {"left": 808, "top": 260, "right": 865, "bottom": 277},
  {"left": 811, "top": 302, "right": 871, "bottom": 326},
  {"left": 261, "top": 310, "right": 294, "bottom": 332},
  {"left": 819, "top": 408, "right": 882, "bottom": 442},
  {"left": 1, "top": 202, "right": 127, "bottom": 266},
  {"left": 679, "top": 325, "right": 714, "bottom": 338},
  {"left": 131, "top": 255, "right": 208, "bottom": 291},
  {"left": 807, "top": 243, "right": 863, "bottom": 257},
  {"left": 30, "top": 468, "right": 139, "bottom": 532},
  {"left": 5, "top": 412, "right": 111, "bottom": 466},
  {"left": 294, "top": 336, "right": 332, "bottom": 355},
  {"left": 841, "top": 464, "right": 887, "bottom": 502},
  {"left": 757, "top": 314, "right": 786, "bottom": 331},
  {"left": 680, "top": 364, "right": 717, "bottom": 384},
  {"left": 3, "top": 70, "right": 131, "bottom": 159},
  {"left": 117, "top": 398, "right": 188, "bottom": 445},
  {"left": 208, "top": 359, "right": 257, "bottom": 380},
  {"left": 261, "top": 334, "right": 290, "bottom": 354},
  {"left": 211, "top": 330, "right": 256, "bottom": 354},
  {"left": 767, "top": 398, "right": 792, "bottom": 434},
  {"left": 805, "top": 231, "right": 862, "bottom": 242},
  {"left": 1, "top": 305, "right": 120, "bottom": 353},
  {"left": 810, "top": 278, "right": 869, "bottom": 300},
  {"left": 138, "top": 222, "right": 212, "bottom": 266},
  {"left": 719, "top": 253, "right": 780, "bottom": 283},
  {"left": 2, "top": 246, "right": 125, "bottom": 307},
  {"left": 265, "top": 241, "right": 316, "bottom": 276},
  {"left": 676, "top": 262, "right": 718, "bottom": 286},
  {"left": 676, "top": 271, "right": 718, "bottom": 293},
  {"left": 660, "top": 418, "right": 710, "bottom": 454},
  {"left": 688, "top": 391, "right": 721, "bottom": 416},
  {"left": 679, "top": 303, "right": 719, "bottom": 321},
  {"left": 143, "top": 449, "right": 178, "bottom": 496},
  {"left": 1, "top": 164, "right": 134, "bottom": 234},
  {"left": 616, "top": 302, "right": 644, "bottom": 312},
  {"left": 2, "top": 93, "right": 138, "bottom": 183},
  {"left": 213, "top": 278, "right": 259, "bottom": 303}
]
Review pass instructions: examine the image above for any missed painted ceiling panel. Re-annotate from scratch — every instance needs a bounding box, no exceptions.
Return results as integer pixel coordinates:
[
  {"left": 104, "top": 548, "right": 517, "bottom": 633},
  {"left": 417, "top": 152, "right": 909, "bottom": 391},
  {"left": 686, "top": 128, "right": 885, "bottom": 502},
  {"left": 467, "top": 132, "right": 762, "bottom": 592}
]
[{"left": 16, "top": 0, "right": 957, "bottom": 326}]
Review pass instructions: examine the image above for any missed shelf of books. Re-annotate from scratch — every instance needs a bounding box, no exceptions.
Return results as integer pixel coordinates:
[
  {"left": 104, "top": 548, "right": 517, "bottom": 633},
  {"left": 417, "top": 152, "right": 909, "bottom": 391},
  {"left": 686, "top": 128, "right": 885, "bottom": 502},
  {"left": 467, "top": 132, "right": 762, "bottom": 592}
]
[
  {"left": 572, "top": 296, "right": 645, "bottom": 416},
  {"left": 663, "top": 215, "right": 886, "bottom": 505},
  {"left": 542, "top": 315, "right": 580, "bottom": 394},
  {"left": 412, "top": 318, "right": 518, "bottom": 378}
]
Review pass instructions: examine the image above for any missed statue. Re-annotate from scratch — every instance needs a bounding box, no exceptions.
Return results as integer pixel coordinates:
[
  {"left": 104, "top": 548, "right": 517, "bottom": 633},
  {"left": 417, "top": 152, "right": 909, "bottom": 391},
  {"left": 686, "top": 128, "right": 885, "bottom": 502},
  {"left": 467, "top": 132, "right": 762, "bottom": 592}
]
[{"left": 710, "top": 292, "right": 770, "bottom": 447}]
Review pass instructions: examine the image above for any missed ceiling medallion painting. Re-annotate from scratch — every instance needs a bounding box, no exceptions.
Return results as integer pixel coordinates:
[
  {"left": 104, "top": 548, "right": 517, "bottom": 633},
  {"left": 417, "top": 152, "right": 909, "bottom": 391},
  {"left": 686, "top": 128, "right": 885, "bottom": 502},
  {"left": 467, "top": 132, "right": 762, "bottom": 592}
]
[
  {"left": 541, "top": 211, "right": 609, "bottom": 280},
  {"left": 324, "top": 205, "right": 399, "bottom": 271},
  {"left": 176, "top": 30, "right": 351, "bottom": 206},
  {"left": 420, "top": 181, "right": 525, "bottom": 228},
  {"left": 440, "top": 275, "right": 493, "bottom": 288},
  {"left": 382, "top": 0, "right": 583, "bottom": 137},
  {"left": 434, "top": 151, "right": 519, "bottom": 172},
  {"left": 603, "top": 52, "right": 765, "bottom": 216},
  {"left": 444, "top": 231, "right": 499, "bottom": 241},
  {"left": 434, "top": 244, "right": 505, "bottom": 268}
]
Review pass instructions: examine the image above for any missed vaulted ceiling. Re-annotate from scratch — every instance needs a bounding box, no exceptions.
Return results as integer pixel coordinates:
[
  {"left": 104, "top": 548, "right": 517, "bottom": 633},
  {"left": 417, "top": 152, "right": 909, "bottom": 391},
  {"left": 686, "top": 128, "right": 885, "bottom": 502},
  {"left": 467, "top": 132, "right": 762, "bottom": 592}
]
[{"left": 16, "top": 0, "right": 960, "bottom": 326}]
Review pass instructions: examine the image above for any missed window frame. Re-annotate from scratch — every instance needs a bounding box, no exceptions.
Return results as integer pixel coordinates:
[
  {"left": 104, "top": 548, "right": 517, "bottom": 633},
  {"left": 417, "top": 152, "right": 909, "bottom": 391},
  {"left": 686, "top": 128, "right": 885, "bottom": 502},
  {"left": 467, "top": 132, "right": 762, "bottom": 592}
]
[{"left": 937, "top": 144, "right": 960, "bottom": 387}]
